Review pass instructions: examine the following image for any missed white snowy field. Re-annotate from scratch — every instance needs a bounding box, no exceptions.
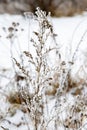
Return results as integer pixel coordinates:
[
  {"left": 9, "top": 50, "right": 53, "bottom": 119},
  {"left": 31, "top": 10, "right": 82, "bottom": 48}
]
[
  {"left": 0, "top": 12, "right": 87, "bottom": 69},
  {"left": 0, "top": 12, "right": 87, "bottom": 130}
]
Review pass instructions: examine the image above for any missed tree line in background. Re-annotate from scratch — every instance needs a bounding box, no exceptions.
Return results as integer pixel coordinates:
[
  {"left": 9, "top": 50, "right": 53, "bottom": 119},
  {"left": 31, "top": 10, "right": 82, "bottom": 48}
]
[{"left": 0, "top": 0, "right": 87, "bottom": 16}]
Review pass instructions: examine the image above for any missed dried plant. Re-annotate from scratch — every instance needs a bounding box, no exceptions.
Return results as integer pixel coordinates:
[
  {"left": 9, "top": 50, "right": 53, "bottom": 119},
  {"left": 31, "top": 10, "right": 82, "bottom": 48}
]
[
  {"left": 0, "top": 7, "right": 87, "bottom": 130},
  {"left": 11, "top": 7, "right": 60, "bottom": 130}
]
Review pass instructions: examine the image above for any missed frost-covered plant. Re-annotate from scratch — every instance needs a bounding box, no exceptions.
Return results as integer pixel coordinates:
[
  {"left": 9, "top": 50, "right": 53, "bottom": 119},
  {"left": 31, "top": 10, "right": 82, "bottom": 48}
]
[
  {"left": 63, "top": 94, "right": 87, "bottom": 130},
  {"left": 12, "top": 7, "right": 60, "bottom": 130},
  {"left": 1, "top": 7, "right": 87, "bottom": 130}
]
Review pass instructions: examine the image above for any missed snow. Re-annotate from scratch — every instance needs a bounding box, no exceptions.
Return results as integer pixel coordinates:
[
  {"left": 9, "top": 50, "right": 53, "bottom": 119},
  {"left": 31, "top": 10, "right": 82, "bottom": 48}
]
[
  {"left": 0, "top": 12, "right": 87, "bottom": 130},
  {"left": 0, "top": 13, "right": 87, "bottom": 68}
]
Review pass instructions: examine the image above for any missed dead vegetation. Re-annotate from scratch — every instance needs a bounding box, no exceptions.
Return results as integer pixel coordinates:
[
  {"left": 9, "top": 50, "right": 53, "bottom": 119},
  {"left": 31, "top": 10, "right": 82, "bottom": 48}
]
[
  {"left": 0, "top": 0, "right": 87, "bottom": 16},
  {"left": 0, "top": 7, "right": 87, "bottom": 130}
]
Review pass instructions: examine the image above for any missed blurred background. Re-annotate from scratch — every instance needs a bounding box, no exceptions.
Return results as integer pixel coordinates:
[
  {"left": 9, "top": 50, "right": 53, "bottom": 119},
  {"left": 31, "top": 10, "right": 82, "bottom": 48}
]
[{"left": 0, "top": 0, "right": 87, "bottom": 16}]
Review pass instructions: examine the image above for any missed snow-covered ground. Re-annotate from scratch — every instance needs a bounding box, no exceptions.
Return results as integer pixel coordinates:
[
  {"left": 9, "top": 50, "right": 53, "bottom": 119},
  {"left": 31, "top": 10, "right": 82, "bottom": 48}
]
[
  {"left": 0, "top": 12, "right": 87, "bottom": 130},
  {"left": 0, "top": 13, "right": 87, "bottom": 69}
]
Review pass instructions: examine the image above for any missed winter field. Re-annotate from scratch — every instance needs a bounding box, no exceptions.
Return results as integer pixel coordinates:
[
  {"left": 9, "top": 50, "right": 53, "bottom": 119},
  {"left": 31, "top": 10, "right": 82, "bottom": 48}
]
[{"left": 0, "top": 8, "right": 87, "bottom": 130}]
